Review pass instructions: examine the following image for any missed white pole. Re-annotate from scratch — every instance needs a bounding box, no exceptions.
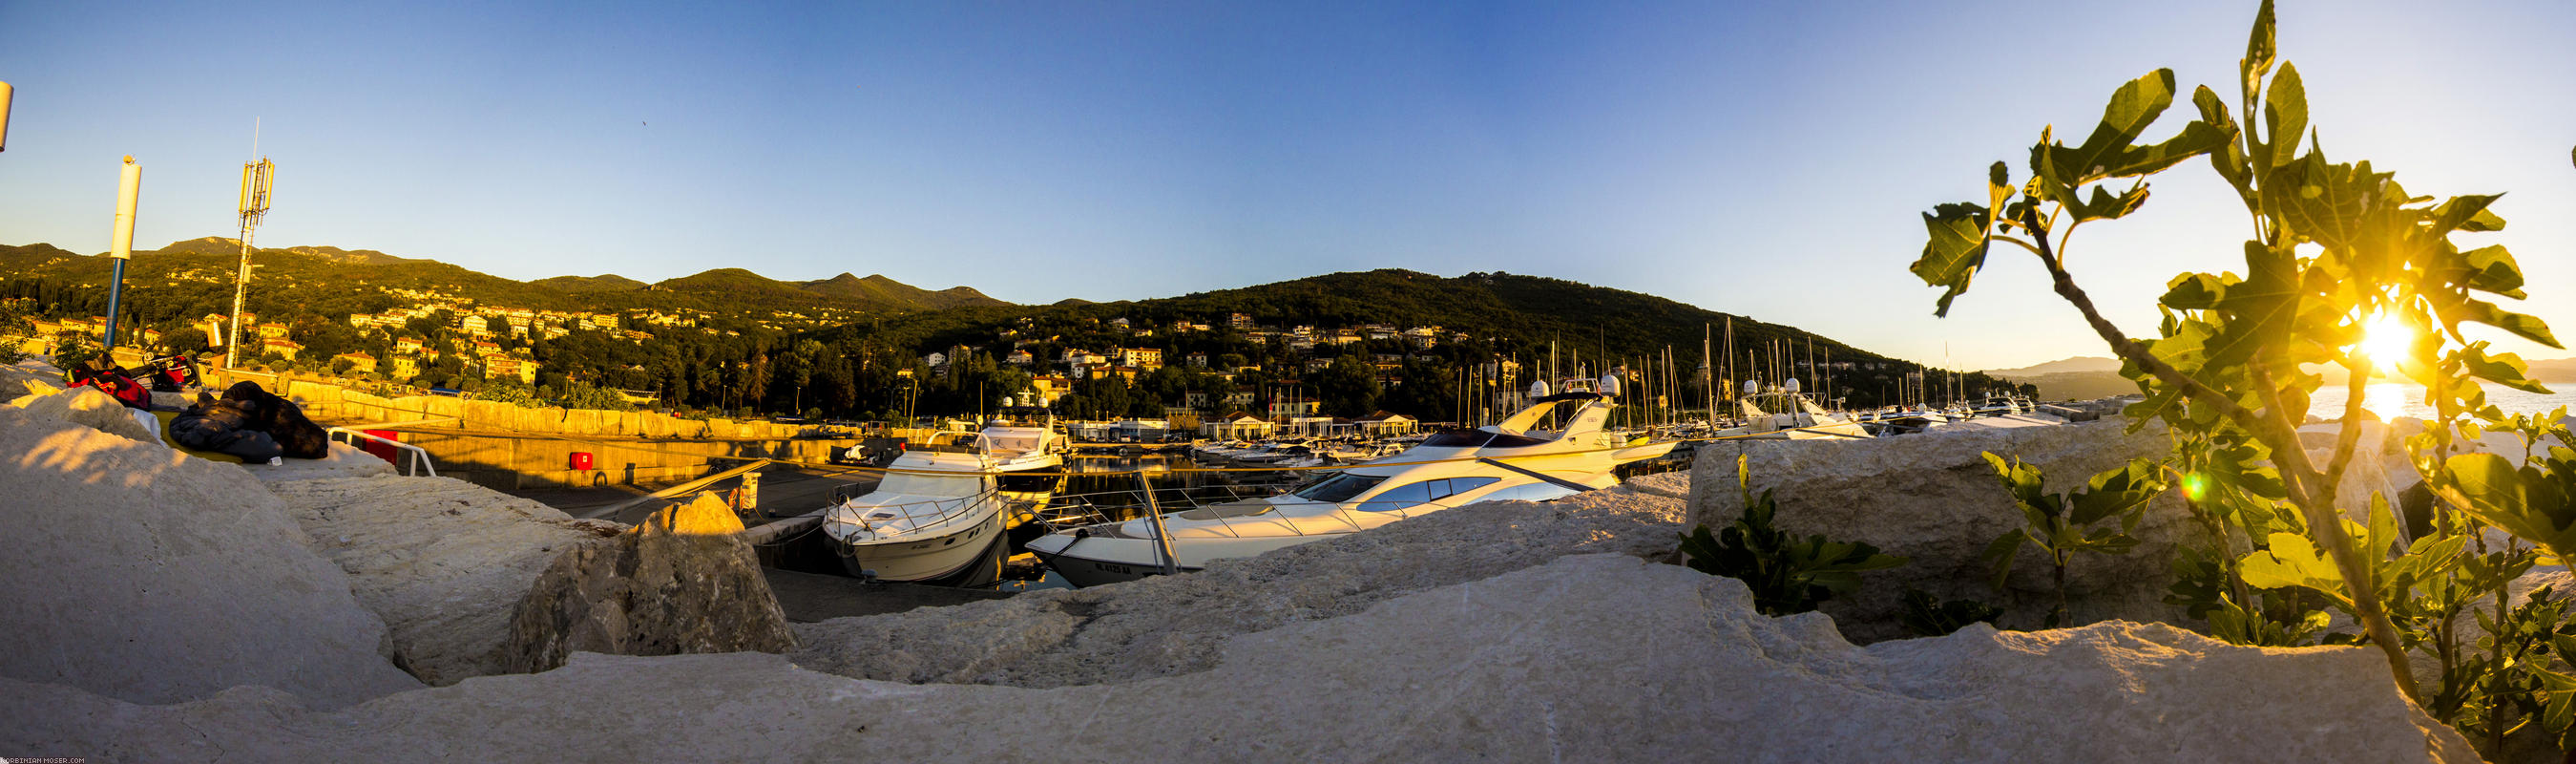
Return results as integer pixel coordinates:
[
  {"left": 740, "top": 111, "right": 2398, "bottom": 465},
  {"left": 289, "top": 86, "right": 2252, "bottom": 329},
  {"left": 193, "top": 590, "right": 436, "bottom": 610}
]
[{"left": 110, "top": 157, "right": 141, "bottom": 257}]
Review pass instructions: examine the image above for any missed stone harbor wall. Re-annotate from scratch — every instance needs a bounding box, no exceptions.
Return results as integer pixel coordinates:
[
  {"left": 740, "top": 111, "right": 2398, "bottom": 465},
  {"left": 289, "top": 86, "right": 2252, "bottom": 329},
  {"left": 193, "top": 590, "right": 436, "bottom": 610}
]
[
  {"left": 0, "top": 556, "right": 2473, "bottom": 763},
  {"left": 0, "top": 399, "right": 2486, "bottom": 761},
  {"left": 1687, "top": 416, "right": 2189, "bottom": 641},
  {"left": 791, "top": 474, "right": 1694, "bottom": 687},
  {"left": 199, "top": 369, "right": 863, "bottom": 491}
]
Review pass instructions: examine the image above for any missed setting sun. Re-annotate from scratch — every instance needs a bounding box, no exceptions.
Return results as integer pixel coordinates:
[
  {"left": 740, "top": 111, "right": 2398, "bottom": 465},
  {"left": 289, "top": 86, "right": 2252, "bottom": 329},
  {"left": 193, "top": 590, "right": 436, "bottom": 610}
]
[{"left": 2358, "top": 311, "right": 2415, "bottom": 373}]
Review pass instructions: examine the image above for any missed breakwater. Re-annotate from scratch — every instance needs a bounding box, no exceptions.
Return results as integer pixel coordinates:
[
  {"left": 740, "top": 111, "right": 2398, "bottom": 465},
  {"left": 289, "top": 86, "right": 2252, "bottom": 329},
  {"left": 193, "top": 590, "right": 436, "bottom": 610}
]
[{"left": 207, "top": 369, "right": 863, "bottom": 491}]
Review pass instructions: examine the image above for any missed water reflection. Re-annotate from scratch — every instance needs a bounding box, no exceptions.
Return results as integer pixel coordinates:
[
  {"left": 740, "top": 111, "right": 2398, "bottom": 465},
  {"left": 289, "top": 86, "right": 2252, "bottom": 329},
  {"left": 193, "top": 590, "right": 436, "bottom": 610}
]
[{"left": 2306, "top": 381, "right": 2576, "bottom": 422}]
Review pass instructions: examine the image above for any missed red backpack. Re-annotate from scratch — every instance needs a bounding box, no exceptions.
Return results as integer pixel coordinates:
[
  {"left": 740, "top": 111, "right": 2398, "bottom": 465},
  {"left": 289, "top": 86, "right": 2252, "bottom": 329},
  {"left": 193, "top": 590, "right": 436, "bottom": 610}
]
[{"left": 67, "top": 364, "right": 155, "bottom": 411}]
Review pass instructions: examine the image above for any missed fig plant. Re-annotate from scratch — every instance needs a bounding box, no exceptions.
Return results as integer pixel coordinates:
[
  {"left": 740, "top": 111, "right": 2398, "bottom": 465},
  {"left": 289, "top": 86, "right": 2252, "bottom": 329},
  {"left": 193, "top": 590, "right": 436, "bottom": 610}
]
[
  {"left": 1978, "top": 455, "right": 2165, "bottom": 626},
  {"left": 1910, "top": 0, "right": 2570, "bottom": 752},
  {"left": 1679, "top": 455, "right": 1908, "bottom": 616}
]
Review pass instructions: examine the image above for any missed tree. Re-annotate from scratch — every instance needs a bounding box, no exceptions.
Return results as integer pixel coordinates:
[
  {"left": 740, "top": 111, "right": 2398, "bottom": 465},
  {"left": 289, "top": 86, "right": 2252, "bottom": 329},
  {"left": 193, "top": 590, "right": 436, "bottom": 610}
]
[
  {"left": 1909, "top": 2, "right": 2566, "bottom": 750},
  {"left": 1314, "top": 353, "right": 1381, "bottom": 416},
  {"left": 158, "top": 327, "right": 209, "bottom": 354}
]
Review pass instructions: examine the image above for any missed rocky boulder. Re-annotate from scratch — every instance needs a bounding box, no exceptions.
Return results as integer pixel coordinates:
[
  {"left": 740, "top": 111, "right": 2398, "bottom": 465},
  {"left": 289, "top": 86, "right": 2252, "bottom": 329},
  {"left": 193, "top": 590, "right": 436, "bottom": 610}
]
[
  {"left": 501, "top": 517, "right": 797, "bottom": 673},
  {"left": 9, "top": 385, "right": 155, "bottom": 441},
  {"left": 265, "top": 475, "right": 624, "bottom": 685},
  {"left": 791, "top": 477, "right": 1691, "bottom": 687},
  {"left": 0, "top": 408, "right": 421, "bottom": 709},
  {"left": 0, "top": 555, "right": 2471, "bottom": 762},
  {"left": 1687, "top": 417, "right": 2187, "bottom": 641}
]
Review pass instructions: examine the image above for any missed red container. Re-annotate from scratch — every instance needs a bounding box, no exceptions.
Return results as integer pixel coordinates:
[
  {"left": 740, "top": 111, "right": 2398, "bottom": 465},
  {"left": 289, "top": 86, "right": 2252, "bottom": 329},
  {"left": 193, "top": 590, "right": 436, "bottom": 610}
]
[
  {"left": 360, "top": 429, "right": 402, "bottom": 465},
  {"left": 571, "top": 452, "right": 595, "bottom": 471}
]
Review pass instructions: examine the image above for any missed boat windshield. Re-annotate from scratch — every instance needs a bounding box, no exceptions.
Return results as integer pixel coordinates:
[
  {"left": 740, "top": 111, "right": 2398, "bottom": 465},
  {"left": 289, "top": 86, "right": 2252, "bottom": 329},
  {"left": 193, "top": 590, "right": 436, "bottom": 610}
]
[
  {"left": 1289, "top": 473, "right": 1385, "bottom": 503},
  {"left": 1419, "top": 429, "right": 1556, "bottom": 449},
  {"left": 873, "top": 472, "right": 989, "bottom": 499}
]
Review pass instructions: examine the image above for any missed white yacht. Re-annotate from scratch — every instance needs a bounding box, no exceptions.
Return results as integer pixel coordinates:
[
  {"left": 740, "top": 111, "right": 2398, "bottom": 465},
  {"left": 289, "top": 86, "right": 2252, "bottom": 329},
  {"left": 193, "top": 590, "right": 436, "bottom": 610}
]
[
  {"left": 1715, "top": 379, "right": 1871, "bottom": 439},
  {"left": 981, "top": 406, "right": 1068, "bottom": 473},
  {"left": 819, "top": 432, "right": 1009, "bottom": 586},
  {"left": 1027, "top": 383, "right": 1678, "bottom": 587}
]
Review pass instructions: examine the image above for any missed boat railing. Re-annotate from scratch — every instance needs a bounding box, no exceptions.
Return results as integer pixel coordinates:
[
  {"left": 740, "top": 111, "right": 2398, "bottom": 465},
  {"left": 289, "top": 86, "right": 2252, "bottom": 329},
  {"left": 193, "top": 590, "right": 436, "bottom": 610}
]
[
  {"left": 1032, "top": 481, "right": 1386, "bottom": 539},
  {"left": 838, "top": 491, "right": 995, "bottom": 535}
]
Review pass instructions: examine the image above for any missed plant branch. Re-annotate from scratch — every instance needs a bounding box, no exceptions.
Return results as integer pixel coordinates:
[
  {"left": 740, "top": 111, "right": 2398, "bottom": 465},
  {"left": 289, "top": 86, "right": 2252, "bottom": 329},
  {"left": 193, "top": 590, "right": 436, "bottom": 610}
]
[
  {"left": 2014, "top": 207, "right": 2259, "bottom": 427},
  {"left": 2249, "top": 359, "right": 2422, "bottom": 704},
  {"left": 2015, "top": 202, "right": 2420, "bottom": 702},
  {"left": 2316, "top": 356, "right": 2376, "bottom": 513}
]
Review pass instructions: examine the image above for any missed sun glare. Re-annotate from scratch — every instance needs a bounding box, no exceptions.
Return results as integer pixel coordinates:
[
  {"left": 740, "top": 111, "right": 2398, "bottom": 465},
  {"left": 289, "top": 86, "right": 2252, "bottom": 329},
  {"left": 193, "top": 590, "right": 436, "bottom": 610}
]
[{"left": 2358, "top": 311, "right": 2414, "bottom": 373}]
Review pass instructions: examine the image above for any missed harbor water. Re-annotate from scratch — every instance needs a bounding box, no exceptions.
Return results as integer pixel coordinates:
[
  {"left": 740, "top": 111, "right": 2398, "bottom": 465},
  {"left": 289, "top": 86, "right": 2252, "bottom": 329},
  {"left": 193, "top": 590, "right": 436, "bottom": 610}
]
[{"left": 2306, "top": 381, "right": 2576, "bottom": 423}]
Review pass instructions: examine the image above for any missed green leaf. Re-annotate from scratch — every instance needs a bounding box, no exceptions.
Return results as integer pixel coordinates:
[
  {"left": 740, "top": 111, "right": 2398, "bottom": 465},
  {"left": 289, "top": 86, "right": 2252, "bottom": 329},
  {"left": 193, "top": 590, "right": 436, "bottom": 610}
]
[
  {"left": 2461, "top": 346, "right": 2553, "bottom": 394},
  {"left": 1987, "top": 161, "right": 2014, "bottom": 220},
  {"left": 2068, "top": 181, "right": 2152, "bottom": 222},
  {"left": 2430, "top": 194, "right": 2505, "bottom": 234},
  {"left": 2447, "top": 453, "right": 2576, "bottom": 560},
  {"left": 2032, "top": 70, "right": 2180, "bottom": 186},
  {"left": 1980, "top": 531, "right": 2026, "bottom": 591},
  {"left": 2068, "top": 459, "right": 2164, "bottom": 527},
  {"left": 2105, "top": 120, "right": 2230, "bottom": 179},
  {"left": 2160, "top": 273, "right": 2228, "bottom": 310},
  {"left": 2241, "top": 532, "right": 2354, "bottom": 611},
  {"left": 2262, "top": 62, "right": 2307, "bottom": 168},
  {"left": 2458, "top": 244, "right": 2527, "bottom": 299},
  {"left": 2243, "top": 0, "right": 2277, "bottom": 88},
  {"left": 1912, "top": 202, "right": 1992, "bottom": 317},
  {"left": 2259, "top": 154, "right": 2383, "bottom": 250}
]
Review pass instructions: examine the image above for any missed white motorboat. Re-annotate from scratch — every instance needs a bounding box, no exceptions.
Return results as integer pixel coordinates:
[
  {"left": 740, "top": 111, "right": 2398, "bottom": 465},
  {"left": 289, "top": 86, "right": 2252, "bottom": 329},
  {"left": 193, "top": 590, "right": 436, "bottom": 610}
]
[
  {"left": 981, "top": 406, "right": 1068, "bottom": 473},
  {"left": 819, "top": 432, "right": 1009, "bottom": 586},
  {"left": 1028, "top": 384, "right": 1680, "bottom": 587},
  {"left": 1714, "top": 379, "right": 1871, "bottom": 439}
]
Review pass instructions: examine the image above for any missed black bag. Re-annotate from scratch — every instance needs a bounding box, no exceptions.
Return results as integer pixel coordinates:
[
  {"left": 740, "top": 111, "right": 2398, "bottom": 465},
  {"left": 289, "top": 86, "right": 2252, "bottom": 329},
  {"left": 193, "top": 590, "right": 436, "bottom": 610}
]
[
  {"left": 170, "top": 393, "right": 283, "bottom": 462},
  {"left": 221, "top": 382, "right": 330, "bottom": 459}
]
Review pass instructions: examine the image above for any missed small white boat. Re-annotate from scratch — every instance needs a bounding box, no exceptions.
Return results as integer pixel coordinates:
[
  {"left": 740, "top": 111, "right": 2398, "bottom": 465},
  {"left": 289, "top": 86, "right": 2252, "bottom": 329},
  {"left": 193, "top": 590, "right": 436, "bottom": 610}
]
[
  {"left": 1714, "top": 379, "right": 1871, "bottom": 440},
  {"left": 1029, "top": 382, "right": 1680, "bottom": 587},
  {"left": 819, "top": 432, "right": 1008, "bottom": 586}
]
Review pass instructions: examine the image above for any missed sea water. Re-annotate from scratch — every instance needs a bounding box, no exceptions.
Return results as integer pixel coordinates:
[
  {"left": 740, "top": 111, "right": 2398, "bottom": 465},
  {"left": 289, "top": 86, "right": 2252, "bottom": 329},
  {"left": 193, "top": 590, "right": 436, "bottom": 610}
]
[{"left": 2306, "top": 381, "right": 2576, "bottom": 423}]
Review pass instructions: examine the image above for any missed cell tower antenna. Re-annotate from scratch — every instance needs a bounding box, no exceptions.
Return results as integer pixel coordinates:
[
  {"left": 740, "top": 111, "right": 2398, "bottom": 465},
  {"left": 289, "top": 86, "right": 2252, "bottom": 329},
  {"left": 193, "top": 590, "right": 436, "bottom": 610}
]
[{"left": 223, "top": 119, "right": 276, "bottom": 371}]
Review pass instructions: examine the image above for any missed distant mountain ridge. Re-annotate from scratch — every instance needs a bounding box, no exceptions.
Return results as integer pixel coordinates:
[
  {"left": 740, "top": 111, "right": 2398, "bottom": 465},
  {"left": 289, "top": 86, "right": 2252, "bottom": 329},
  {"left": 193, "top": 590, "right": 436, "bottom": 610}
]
[
  {"left": 0, "top": 237, "right": 1010, "bottom": 315},
  {"left": 529, "top": 274, "right": 649, "bottom": 293},
  {"left": 799, "top": 272, "right": 1004, "bottom": 310},
  {"left": 157, "top": 236, "right": 413, "bottom": 265},
  {"left": 1986, "top": 356, "right": 2122, "bottom": 377}
]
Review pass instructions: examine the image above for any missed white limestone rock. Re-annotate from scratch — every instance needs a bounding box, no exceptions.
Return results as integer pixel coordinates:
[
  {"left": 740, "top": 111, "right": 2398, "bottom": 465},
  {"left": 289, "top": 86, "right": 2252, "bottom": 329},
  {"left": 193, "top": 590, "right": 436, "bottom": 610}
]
[
  {"left": 0, "top": 408, "right": 421, "bottom": 709},
  {"left": 8, "top": 385, "right": 155, "bottom": 441},
  {"left": 241, "top": 440, "right": 398, "bottom": 482},
  {"left": 264, "top": 475, "right": 621, "bottom": 685},
  {"left": 791, "top": 479, "right": 1690, "bottom": 688},
  {"left": 1687, "top": 417, "right": 2187, "bottom": 640},
  {"left": 0, "top": 555, "right": 2472, "bottom": 762}
]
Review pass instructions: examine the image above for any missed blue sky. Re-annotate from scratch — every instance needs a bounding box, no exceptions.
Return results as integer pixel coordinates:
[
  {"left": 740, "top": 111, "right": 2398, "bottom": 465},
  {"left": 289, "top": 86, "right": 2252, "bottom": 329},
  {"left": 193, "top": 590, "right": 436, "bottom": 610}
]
[{"left": 3, "top": 0, "right": 2569, "bottom": 370}]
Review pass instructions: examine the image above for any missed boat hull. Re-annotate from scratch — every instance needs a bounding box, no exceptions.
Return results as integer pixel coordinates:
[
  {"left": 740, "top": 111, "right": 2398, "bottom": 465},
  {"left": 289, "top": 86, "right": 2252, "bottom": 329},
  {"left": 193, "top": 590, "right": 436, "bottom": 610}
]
[
  {"left": 1028, "top": 543, "right": 1203, "bottom": 587},
  {"left": 832, "top": 509, "right": 1007, "bottom": 587}
]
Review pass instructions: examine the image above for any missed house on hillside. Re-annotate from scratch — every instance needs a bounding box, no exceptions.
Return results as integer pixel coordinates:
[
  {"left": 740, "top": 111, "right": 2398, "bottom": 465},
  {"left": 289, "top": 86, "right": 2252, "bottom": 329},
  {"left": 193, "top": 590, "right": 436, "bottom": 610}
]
[
  {"left": 330, "top": 351, "right": 377, "bottom": 373},
  {"left": 484, "top": 356, "right": 538, "bottom": 385}
]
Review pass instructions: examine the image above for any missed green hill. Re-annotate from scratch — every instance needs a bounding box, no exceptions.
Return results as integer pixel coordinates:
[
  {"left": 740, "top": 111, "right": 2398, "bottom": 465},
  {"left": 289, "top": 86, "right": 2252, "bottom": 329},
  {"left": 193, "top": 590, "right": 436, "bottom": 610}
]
[
  {"left": 0, "top": 238, "right": 1012, "bottom": 326},
  {"left": 529, "top": 274, "right": 648, "bottom": 293},
  {"left": 801, "top": 272, "right": 1007, "bottom": 310}
]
